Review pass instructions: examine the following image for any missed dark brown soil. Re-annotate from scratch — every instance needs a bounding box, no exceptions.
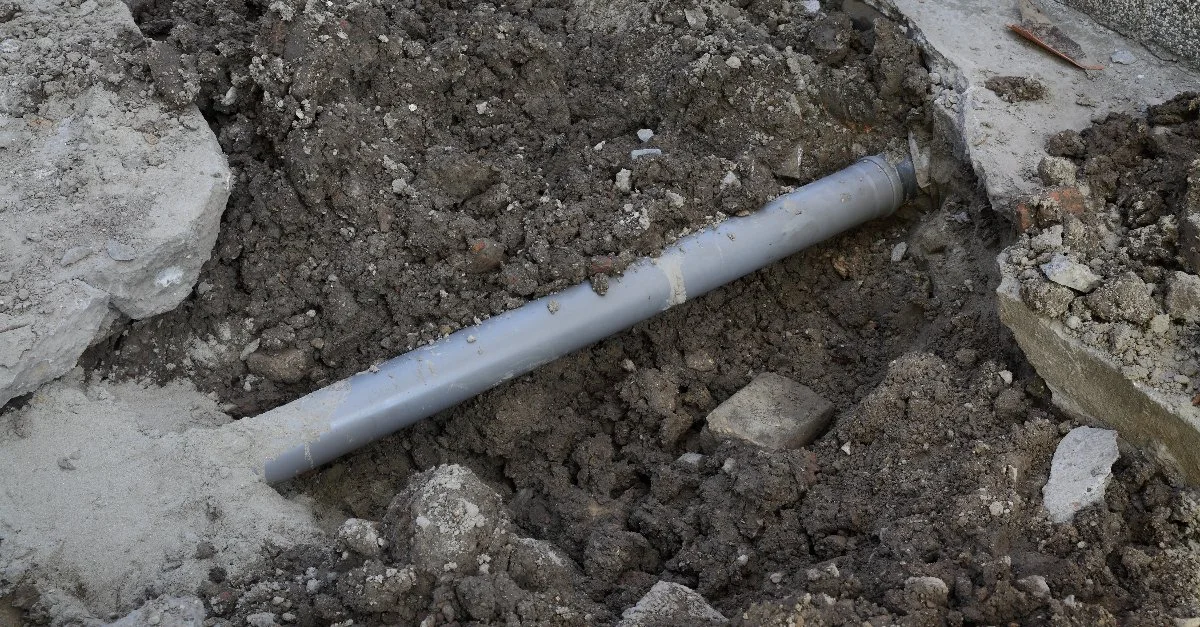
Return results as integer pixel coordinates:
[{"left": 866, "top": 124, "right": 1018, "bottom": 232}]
[
  {"left": 91, "top": 0, "right": 929, "bottom": 415},
  {"left": 66, "top": 1, "right": 1200, "bottom": 626}
]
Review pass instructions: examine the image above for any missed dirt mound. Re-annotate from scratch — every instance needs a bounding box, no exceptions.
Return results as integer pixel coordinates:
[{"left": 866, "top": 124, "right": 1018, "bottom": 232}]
[{"left": 91, "top": 0, "right": 929, "bottom": 415}]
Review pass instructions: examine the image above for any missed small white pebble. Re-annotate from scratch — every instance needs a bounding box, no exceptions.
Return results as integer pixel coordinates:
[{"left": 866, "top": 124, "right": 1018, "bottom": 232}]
[
  {"left": 636, "top": 128, "right": 654, "bottom": 142},
  {"left": 466, "top": 335, "right": 477, "bottom": 344},
  {"left": 407, "top": 103, "right": 417, "bottom": 112},
  {"left": 999, "top": 370, "right": 1014, "bottom": 385},
  {"left": 725, "top": 55, "right": 742, "bottom": 69},
  {"left": 840, "top": 441, "right": 851, "bottom": 455}
]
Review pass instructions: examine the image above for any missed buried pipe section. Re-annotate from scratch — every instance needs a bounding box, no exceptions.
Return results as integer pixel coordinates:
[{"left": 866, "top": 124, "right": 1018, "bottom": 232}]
[{"left": 234, "top": 155, "right": 919, "bottom": 483}]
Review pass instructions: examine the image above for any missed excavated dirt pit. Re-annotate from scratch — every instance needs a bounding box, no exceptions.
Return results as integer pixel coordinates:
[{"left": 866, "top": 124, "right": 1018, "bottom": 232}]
[{"left": 9, "top": 0, "right": 1198, "bottom": 625}]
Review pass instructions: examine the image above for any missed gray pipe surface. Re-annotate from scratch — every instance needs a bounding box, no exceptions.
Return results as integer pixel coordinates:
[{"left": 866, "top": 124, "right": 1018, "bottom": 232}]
[{"left": 232, "top": 155, "right": 916, "bottom": 483}]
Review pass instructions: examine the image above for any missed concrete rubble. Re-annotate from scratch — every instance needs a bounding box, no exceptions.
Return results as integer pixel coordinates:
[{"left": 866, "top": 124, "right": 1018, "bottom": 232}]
[
  {"left": 1042, "top": 426, "right": 1120, "bottom": 523},
  {"left": 867, "top": 0, "right": 1200, "bottom": 483},
  {"left": 0, "top": 0, "right": 231, "bottom": 408},
  {"left": 705, "top": 372, "right": 834, "bottom": 450},
  {"left": 618, "top": 581, "right": 727, "bottom": 627},
  {"left": 869, "top": 0, "right": 1197, "bottom": 222}
]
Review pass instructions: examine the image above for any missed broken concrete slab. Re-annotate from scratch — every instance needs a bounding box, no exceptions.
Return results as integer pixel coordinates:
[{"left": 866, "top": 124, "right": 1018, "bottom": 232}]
[
  {"left": 618, "top": 581, "right": 727, "bottom": 627},
  {"left": 0, "top": 0, "right": 231, "bottom": 409},
  {"left": 1042, "top": 426, "right": 1119, "bottom": 523},
  {"left": 867, "top": 0, "right": 1200, "bottom": 221},
  {"left": 998, "top": 269, "right": 1200, "bottom": 483},
  {"left": 705, "top": 372, "right": 834, "bottom": 450},
  {"left": 0, "top": 374, "right": 319, "bottom": 619}
]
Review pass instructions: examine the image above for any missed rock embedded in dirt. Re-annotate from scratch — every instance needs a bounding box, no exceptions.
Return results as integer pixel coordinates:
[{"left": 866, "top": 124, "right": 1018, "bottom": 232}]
[
  {"left": 1038, "top": 156, "right": 1078, "bottom": 187},
  {"left": 336, "top": 518, "right": 383, "bottom": 558},
  {"left": 382, "top": 465, "right": 511, "bottom": 573},
  {"left": 1085, "top": 272, "right": 1156, "bottom": 324},
  {"left": 1165, "top": 271, "right": 1200, "bottom": 322},
  {"left": 1041, "top": 254, "right": 1100, "bottom": 292},
  {"left": 109, "top": 595, "right": 206, "bottom": 626},
  {"left": 1042, "top": 426, "right": 1119, "bottom": 523},
  {"left": 245, "top": 348, "right": 311, "bottom": 384},
  {"left": 617, "top": 581, "right": 726, "bottom": 627},
  {"left": 1020, "top": 277, "right": 1076, "bottom": 317},
  {"left": 902, "top": 576, "right": 950, "bottom": 609},
  {"left": 705, "top": 372, "right": 834, "bottom": 450}
]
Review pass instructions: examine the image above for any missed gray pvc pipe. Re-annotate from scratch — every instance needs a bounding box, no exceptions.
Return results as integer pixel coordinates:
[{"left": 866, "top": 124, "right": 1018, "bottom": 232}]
[{"left": 233, "top": 155, "right": 916, "bottom": 483}]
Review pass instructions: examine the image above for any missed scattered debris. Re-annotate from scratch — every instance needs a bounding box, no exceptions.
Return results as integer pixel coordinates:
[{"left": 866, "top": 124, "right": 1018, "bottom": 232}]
[{"left": 1042, "top": 426, "right": 1119, "bottom": 523}]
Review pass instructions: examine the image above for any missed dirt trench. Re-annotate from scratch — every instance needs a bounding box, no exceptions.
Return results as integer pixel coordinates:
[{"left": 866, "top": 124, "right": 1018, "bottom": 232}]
[{"left": 42, "top": 0, "right": 1200, "bottom": 625}]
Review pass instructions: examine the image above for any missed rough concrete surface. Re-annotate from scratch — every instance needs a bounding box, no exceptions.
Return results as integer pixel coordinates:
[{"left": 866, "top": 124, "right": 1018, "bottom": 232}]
[
  {"left": 0, "top": 0, "right": 231, "bottom": 409},
  {"left": 1061, "top": 0, "right": 1200, "bottom": 68},
  {"left": 1042, "top": 426, "right": 1119, "bottom": 523},
  {"left": 869, "top": 0, "right": 1200, "bottom": 217},
  {"left": 705, "top": 372, "right": 834, "bottom": 450},
  {"left": 0, "top": 372, "right": 318, "bottom": 621},
  {"left": 999, "top": 271, "right": 1200, "bottom": 482}
]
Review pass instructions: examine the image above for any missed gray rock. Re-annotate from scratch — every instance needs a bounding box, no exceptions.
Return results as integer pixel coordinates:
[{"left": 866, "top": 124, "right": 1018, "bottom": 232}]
[
  {"left": 1042, "top": 426, "right": 1119, "bottom": 523},
  {"left": 630, "top": 148, "right": 662, "bottom": 159},
  {"left": 383, "top": 465, "right": 511, "bottom": 574},
  {"left": 705, "top": 372, "right": 834, "bottom": 450},
  {"left": 890, "top": 242, "right": 908, "bottom": 262},
  {"left": 1038, "top": 156, "right": 1077, "bottom": 186},
  {"left": 903, "top": 576, "right": 949, "bottom": 609},
  {"left": 336, "top": 518, "right": 382, "bottom": 557},
  {"left": 1165, "top": 271, "right": 1200, "bottom": 322},
  {"left": 1041, "top": 254, "right": 1101, "bottom": 292},
  {"left": 636, "top": 129, "right": 655, "bottom": 142},
  {"left": 1020, "top": 278, "right": 1076, "bottom": 317},
  {"left": 1016, "top": 575, "right": 1051, "bottom": 599},
  {"left": 1085, "top": 272, "right": 1156, "bottom": 325},
  {"left": 618, "top": 581, "right": 726, "bottom": 627}
]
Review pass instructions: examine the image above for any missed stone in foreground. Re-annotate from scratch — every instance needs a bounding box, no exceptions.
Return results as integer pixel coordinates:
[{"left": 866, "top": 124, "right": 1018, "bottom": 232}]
[
  {"left": 706, "top": 372, "right": 834, "bottom": 450},
  {"left": 618, "top": 581, "right": 727, "bottom": 627},
  {"left": 1042, "top": 426, "right": 1119, "bottom": 523}
]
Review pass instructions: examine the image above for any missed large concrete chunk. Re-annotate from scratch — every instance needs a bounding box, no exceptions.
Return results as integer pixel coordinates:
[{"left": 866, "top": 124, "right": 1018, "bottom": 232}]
[
  {"left": 998, "top": 271, "right": 1200, "bottom": 483},
  {"left": 618, "top": 582, "right": 727, "bottom": 627},
  {"left": 1042, "top": 427, "right": 1119, "bottom": 523},
  {"left": 706, "top": 372, "right": 834, "bottom": 450},
  {"left": 0, "top": 0, "right": 231, "bottom": 408}
]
